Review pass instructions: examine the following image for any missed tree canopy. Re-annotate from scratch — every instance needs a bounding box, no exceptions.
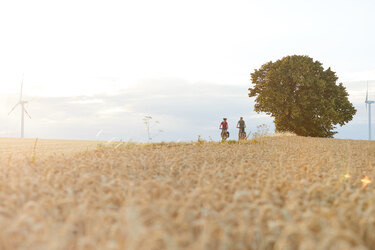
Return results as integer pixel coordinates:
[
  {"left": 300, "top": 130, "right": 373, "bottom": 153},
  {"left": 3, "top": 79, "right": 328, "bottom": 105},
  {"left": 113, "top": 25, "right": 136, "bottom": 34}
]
[{"left": 249, "top": 55, "right": 356, "bottom": 137}]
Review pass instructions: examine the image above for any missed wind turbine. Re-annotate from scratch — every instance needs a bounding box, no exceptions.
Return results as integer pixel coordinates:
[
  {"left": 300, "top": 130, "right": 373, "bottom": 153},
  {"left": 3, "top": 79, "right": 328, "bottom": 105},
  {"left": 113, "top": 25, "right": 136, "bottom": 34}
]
[
  {"left": 365, "top": 81, "right": 374, "bottom": 140},
  {"left": 8, "top": 74, "right": 31, "bottom": 138}
]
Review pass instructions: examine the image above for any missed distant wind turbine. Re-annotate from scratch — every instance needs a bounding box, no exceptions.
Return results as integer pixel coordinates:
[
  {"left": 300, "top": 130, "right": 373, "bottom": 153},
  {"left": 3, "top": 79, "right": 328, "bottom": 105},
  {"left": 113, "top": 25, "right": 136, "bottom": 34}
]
[
  {"left": 8, "top": 74, "right": 31, "bottom": 138},
  {"left": 365, "top": 81, "right": 374, "bottom": 140}
]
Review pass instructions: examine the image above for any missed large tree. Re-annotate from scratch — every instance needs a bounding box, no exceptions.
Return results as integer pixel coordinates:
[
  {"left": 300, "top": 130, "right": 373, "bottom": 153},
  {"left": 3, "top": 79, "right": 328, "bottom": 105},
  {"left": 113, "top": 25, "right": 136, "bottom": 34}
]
[{"left": 249, "top": 55, "right": 356, "bottom": 137}]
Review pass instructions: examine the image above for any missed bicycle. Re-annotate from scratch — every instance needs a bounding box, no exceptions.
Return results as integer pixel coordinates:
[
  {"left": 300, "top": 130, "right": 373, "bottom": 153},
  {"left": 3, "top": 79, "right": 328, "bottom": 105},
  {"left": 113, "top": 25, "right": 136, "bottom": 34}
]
[
  {"left": 238, "top": 130, "right": 246, "bottom": 140},
  {"left": 221, "top": 129, "right": 229, "bottom": 141}
]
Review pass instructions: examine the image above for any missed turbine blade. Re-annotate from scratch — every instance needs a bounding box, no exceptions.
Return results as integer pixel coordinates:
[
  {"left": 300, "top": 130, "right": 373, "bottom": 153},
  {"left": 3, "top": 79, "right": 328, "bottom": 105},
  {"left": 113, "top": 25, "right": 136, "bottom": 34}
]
[
  {"left": 20, "top": 73, "right": 24, "bottom": 101},
  {"left": 24, "top": 108, "right": 31, "bottom": 119},
  {"left": 366, "top": 81, "right": 369, "bottom": 102},
  {"left": 8, "top": 103, "right": 19, "bottom": 115}
]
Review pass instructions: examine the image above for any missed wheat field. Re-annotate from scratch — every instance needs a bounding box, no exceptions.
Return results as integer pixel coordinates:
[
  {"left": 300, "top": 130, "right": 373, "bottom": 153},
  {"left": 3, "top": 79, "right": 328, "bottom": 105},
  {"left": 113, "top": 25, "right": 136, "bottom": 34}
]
[{"left": 0, "top": 136, "right": 375, "bottom": 250}]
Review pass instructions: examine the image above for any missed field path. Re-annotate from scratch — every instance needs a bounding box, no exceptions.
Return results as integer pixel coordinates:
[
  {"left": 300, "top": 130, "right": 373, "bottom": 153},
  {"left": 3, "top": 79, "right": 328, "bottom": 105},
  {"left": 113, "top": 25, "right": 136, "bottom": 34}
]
[{"left": 0, "top": 138, "right": 101, "bottom": 158}]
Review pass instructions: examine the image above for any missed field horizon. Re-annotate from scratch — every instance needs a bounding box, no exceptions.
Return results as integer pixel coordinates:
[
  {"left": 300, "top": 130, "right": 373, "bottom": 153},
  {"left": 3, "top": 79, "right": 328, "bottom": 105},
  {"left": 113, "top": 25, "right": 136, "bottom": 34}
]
[{"left": 1, "top": 135, "right": 375, "bottom": 249}]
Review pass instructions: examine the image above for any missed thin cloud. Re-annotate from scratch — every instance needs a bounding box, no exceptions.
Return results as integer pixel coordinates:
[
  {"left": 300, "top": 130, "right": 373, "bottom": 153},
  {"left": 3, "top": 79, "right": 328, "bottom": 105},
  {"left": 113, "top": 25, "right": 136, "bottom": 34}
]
[{"left": 0, "top": 78, "right": 370, "bottom": 141}]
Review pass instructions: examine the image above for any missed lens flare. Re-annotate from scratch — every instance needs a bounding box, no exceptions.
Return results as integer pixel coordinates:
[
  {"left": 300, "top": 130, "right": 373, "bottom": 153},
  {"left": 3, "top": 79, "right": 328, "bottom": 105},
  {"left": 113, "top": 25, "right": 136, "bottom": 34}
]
[{"left": 361, "top": 176, "right": 371, "bottom": 189}]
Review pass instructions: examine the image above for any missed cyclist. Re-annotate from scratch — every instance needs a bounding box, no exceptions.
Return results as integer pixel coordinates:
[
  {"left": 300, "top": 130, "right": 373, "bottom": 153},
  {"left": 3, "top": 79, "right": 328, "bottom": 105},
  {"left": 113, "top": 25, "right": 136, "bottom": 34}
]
[
  {"left": 219, "top": 118, "right": 229, "bottom": 140},
  {"left": 237, "top": 117, "right": 246, "bottom": 139}
]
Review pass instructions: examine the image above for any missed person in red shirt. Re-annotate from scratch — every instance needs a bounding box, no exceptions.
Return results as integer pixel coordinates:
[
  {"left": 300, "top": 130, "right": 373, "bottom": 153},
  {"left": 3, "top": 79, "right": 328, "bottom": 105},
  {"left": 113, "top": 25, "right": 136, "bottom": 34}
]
[{"left": 219, "top": 118, "right": 229, "bottom": 139}]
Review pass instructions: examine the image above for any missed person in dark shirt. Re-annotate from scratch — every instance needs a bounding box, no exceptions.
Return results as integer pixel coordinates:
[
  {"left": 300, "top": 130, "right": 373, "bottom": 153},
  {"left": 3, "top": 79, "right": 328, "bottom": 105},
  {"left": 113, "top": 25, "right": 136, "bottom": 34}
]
[{"left": 237, "top": 117, "right": 246, "bottom": 139}]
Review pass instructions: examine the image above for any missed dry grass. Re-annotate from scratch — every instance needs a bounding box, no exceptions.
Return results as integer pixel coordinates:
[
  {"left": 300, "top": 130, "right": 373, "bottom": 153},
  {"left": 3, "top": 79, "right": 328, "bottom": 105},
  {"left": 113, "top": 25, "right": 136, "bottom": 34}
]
[{"left": 1, "top": 136, "right": 375, "bottom": 250}]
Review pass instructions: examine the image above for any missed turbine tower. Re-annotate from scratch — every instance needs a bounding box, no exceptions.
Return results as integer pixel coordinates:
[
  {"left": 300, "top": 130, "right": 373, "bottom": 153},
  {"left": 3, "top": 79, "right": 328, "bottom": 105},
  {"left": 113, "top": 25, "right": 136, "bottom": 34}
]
[
  {"left": 8, "top": 74, "right": 31, "bottom": 138},
  {"left": 365, "top": 81, "right": 374, "bottom": 140}
]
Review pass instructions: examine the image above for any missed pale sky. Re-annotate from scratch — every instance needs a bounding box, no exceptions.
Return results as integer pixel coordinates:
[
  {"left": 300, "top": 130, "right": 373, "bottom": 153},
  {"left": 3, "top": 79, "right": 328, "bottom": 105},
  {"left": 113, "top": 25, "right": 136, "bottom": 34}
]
[{"left": 0, "top": 0, "right": 374, "bottom": 141}]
